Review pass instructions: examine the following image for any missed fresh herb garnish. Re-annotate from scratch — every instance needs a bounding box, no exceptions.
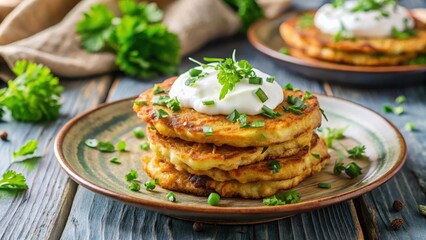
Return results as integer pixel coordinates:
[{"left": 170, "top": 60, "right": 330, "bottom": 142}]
[
  {"left": 140, "top": 141, "right": 150, "bottom": 150},
  {"left": 345, "top": 162, "right": 363, "bottom": 178},
  {"left": 133, "top": 100, "right": 147, "bottom": 106},
  {"left": 250, "top": 120, "right": 265, "bottom": 128},
  {"left": 407, "top": 54, "right": 426, "bottom": 65},
  {"left": 227, "top": 109, "right": 240, "bottom": 123},
  {"left": 13, "top": 139, "right": 38, "bottom": 160},
  {"left": 279, "top": 48, "right": 290, "bottom": 55},
  {"left": 0, "top": 60, "right": 63, "bottom": 122},
  {"left": 128, "top": 182, "right": 141, "bottom": 191},
  {"left": 297, "top": 13, "right": 314, "bottom": 29},
  {"left": 166, "top": 191, "right": 176, "bottom": 202},
  {"left": 77, "top": 0, "right": 180, "bottom": 79},
  {"left": 85, "top": 139, "right": 99, "bottom": 148},
  {"left": 383, "top": 104, "right": 404, "bottom": 115},
  {"left": 321, "top": 126, "right": 348, "bottom": 147},
  {"left": 351, "top": 0, "right": 398, "bottom": 12},
  {"left": 117, "top": 141, "right": 126, "bottom": 152},
  {"left": 166, "top": 97, "right": 181, "bottom": 112},
  {"left": 153, "top": 85, "right": 168, "bottom": 95},
  {"left": 263, "top": 189, "right": 301, "bottom": 206},
  {"left": 395, "top": 95, "right": 406, "bottom": 104},
  {"left": 133, "top": 127, "right": 145, "bottom": 138},
  {"left": 152, "top": 95, "right": 171, "bottom": 105},
  {"left": 311, "top": 153, "right": 321, "bottom": 160},
  {"left": 283, "top": 96, "right": 307, "bottom": 115},
  {"left": 189, "top": 68, "right": 202, "bottom": 77},
  {"left": 266, "top": 76, "right": 275, "bottom": 83},
  {"left": 268, "top": 160, "right": 281, "bottom": 174},
  {"left": 301, "top": 91, "right": 312, "bottom": 101},
  {"left": 405, "top": 122, "right": 415, "bottom": 132},
  {"left": 334, "top": 160, "right": 346, "bottom": 175},
  {"left": 97, "top": 141, "right": 115, "bottom": 152},
  {"left": 202, "top": 126, "right": 214, "bottom": 135},
  {"left": 347, "top": 145, "right": 366, "bottom": 159},
  {"left": 334, "top": 23, "right": 354, "bottom": 42},
  {"left": 109, "top": 157, "right": 121, "bottom": 164},
  {"left": 392, "top": 18, "right": 416, "bottom": 39},
  {"left": 320, "top": 108, "right": 328, "bottom": 121},
  {"left": 156, "top": 109, "right": 169, "bottom": 118},
  {"left": 202, "top": 100, "right": 215, "bottom": 106},
  {"left": 144, "top": 178, "right": 158, "bottom": 191},
  {"left": 318, "top": 182, "right": 332, "bottom": 189},
  {"left": 254, "top": 88, "right": 269, "bottom": 103},
  {"left": 284, "top": 83, "right": 298, "bottom": 91},
  {"left": 249, "top": 77, "right": 263, "bottom": 85},
  {"left": 222, "top": 0, "right": 263, "bottom": 32},
  {"left": 261, "top": 105, "right": 281, "bottom": 119},
  {"left": 261, "top": 147, "right": 269, "bottom": 154},
  {"left": 332, "top": 0, "right": 345, "bottom": 8},
  {"left": 125, "top": 169, "right": 138, "bottom": 182},
  {"left": 0, "top": 170, "right": 28, "bottom": 190}
]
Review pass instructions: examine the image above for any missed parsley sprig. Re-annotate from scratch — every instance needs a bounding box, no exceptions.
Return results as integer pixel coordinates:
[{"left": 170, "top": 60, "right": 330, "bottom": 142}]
[
  {"left": 77, "top": 0, "right": 180, "bottom": 79},
  {"left": 13, "top": 139, "right": 38, "bottom": 161},
  {"left": 0, "top": 60, "right": 63, "bottom": 122},
  {"left": 391, "top": 18, "right": 416, "bottom": 39},
  {"left": 351, "top": 0, "right": 398, "bottom": 12},
  {"left": 0, "top": 170, "right": 28, "bottom": 190},
  {"left": 263, "top": 190, "right": 301, "bottom": 206}
]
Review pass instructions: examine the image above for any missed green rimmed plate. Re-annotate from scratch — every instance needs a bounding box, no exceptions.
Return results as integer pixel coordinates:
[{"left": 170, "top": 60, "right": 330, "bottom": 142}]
[{"left": 54, "top": 95, "right": 406, "bottom": 224}]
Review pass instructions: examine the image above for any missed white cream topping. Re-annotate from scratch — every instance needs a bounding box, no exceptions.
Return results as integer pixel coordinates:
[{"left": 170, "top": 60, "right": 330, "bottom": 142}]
[
  {"left": 169, "top": 66, "right": 283, "bottom": 115},
  {"left": 314, "top": 1, "right": 414, "bottom": 38}
]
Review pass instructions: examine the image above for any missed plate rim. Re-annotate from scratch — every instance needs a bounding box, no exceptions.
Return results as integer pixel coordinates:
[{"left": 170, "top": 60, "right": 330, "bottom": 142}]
[
  {"left": 54, "top": 93, "right": 407, "bottom": 215},
  {"left": 247, "top": 12, "right": 426, "bottom": 74}
]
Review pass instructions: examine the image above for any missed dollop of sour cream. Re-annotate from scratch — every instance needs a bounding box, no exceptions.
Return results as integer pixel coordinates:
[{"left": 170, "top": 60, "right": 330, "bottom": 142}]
[
  {"left": 169, "top": 66, "right": 283, "bottom": 115},
  {"left": 314, "top": 1, "right": 414, "bottom": 38}
]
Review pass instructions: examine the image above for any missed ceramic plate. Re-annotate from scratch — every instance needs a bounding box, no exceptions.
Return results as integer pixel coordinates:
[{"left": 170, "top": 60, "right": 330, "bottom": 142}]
[
  {"left": 54, "top": 95, "right": 406, "bottom": 224},
  {"left": 247, "top": 12, "right": 426, "bottom": 86}
]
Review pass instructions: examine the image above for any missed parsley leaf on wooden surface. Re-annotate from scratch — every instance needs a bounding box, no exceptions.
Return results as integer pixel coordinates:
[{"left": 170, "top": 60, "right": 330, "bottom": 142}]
[
  {"left": 13, "top": 139, "right": 38, "bottom": 160},
  {"left": 0, "top": 170, "right": 28, "bottom": 190},
  {"left": 0, "top": 60, "right": 63, "bottom": 122}
]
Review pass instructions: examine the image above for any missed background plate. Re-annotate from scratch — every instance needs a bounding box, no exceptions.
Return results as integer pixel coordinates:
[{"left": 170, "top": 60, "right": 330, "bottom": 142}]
[
  {"left": 247, "top": 12, "right": 426, "bottom": 86},
  {"left": 54, "top": 95, "right": 406, "bottom": 224}
]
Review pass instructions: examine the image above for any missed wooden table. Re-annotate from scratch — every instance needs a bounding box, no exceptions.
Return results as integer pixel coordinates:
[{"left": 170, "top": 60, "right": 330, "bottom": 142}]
[{"left": 1, "top": 1, "right": 426, "bottom": 239}]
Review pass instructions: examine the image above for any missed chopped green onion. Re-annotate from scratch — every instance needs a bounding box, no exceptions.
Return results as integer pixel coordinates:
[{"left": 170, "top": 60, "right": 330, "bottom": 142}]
[
  {"left": 125, "top": 170, "right": 138, "bottom": 182},
  {"left": 117, "top": 141, "right": 126, "bottom": 152},
  {"left": 249, "top": 77, "right": 263, "bottom": 85},
  {"left": 405, "top": 122, "right": 415, "bottom": 132},
  {"left": 318, "top": 182, "right": 332, "bottom": 189},
  {"left": 311, "top": 153, "right": 321, "bottom": 160},
  {"left": 203, "top": 57, "right": 224, "bottom": 62},
  {"left": 203, "top": 126, "right": 213, "bottom": 135},
  {"left": 238, "top": 114, "right": 248, "bottom": 128},
  {"left": 153, "top": 85, "right": 168, "bottom": 95},
  {"left": 226, "top": 109, "right": 240, "bottom": 123},
  {"left": 347, "top": 145, "right": 366, "bottom": 159},
  {"left": 97, "top": 141, "right": 115, "bottom": 152},
  {"left": 85, "top": 139, "right": 98, "bottom": 148},
  {"left": 320, "top": 108, "right": 328, "bottom": 121},
  {"left": 268, "top": 160, "right": 281, "bottom": 174},
  {"left": 144, "top": 178, "right": 158, "bottom": 191},
  {"left": 133, "top": 127, "right": 145, "bottom": 138},
  {"left": 266, "top": 76, "right": 275, "bottom": 83},
  {"left": 207, "top": 192, "right": 220, "bottom": 206},
  {"left": 189, "top": 68, "right": 202, "bottom": 77},
  {"left": 128, "top": 182, "right": 140, "bottom": 191},
  {"left": 166, "top": 191, "right": 176, "bottom": 202},
  {"left": 202, "top": 100, "right": 215, "bottom": 106},
  {"left": 250, "top": 120, "right": 265, "bottom": 128},
  {"left": 140, "top": 141, "right": 150, "bottom": 151},
  {"left": 345, "top": 162, "right": 362, "bottom": 178},
  {"left": 261, "top": 147, "right": 269, "bottom": 154},
  {"left": 301, "top": 91, "right": 312, "bottom": 101},
  {"left": 279, "top": 48, "right": 290, "bottom": 55},
  {"left": 133, "top": 100, "right": 147, "bottom": 106},
  {"left": 334, "top": 160, "right": 345, "bottom": 175},
  {"left": 395, "top": 95, "right": 406, "bottom": 104},
  {"left": 254, "top": 88, "right": 268, "bottom": 103},
  {"left": 383, "top": 104, "right": 393, "bottom": 113},
  {"left": 284, "top": 83, "right": 293, "bottom": 90},
  {"left": 109, "top": 157, "right": 121, "bottom": 164},
  {"left": 156, "top": 109, "right": 169, "bottom": 118},
  {"left": 261, "top": 105, "right": 281, "bottom": 119},
  {"left": 166, "top": 97, "right": 181, "bottom": 112},
  {"left": 152, "top": 96, "right": 171, "bottom": 106},
  {"left": 393, "top": 106, "right": 404, "bottom": 115}
]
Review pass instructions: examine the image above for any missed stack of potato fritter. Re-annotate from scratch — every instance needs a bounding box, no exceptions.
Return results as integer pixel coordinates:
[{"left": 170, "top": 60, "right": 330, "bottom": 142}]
[{"left": 133, "top": 78, "right": 330, "bottom": 199}]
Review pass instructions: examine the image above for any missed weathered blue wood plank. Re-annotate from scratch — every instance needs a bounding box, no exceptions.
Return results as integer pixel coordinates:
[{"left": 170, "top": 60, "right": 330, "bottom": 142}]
[{"left": 0, "top": 76, "right": 112, "bottom": 240}]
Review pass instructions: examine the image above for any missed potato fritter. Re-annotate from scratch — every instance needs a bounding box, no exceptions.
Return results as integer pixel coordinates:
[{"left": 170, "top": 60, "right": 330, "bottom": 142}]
[
  {"left": 147, "top": 125, "right": 313, "bottom": 171},
  {"left": 280, "top": 13, "right": 426, "bottom": 55},
  {"left": 134, "top": 77, "right": 322, "bottom": 147}
]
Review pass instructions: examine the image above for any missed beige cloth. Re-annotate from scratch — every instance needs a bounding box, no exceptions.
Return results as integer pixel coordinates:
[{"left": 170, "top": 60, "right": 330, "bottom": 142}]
[{"left": 0, "top": 0, "right": 290, "bottom": 79}]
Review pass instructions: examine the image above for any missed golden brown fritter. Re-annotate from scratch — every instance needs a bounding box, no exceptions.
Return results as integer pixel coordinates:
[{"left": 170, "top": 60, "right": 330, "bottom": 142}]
[
  {"left": 147, "top": 125, "right": 313, "bottom": 171},
  {"left": 153, "top": 134, "right": 328, "bottom": 183},
  {"left": 280, "top": 13, "right": 426, "bottom": 55},
  {"left": 134, "top": 77, "right": 322, "bottom": 148},
  {"left": 142, "top": 139, "right": 330, "bottom": 199}
]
